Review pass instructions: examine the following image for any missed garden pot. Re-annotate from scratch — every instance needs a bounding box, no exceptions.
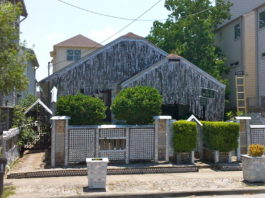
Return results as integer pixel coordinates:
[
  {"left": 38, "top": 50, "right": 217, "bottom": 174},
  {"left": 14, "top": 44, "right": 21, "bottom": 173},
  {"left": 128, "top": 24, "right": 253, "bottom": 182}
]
[
  {"left": 175, "top": 152, "right": 192, "bottom": 164},
  {"left": 242, "top": 154, "right": 265, "bottom": 182},
  {"left": 203, "top": 149, "right": 219, "bottom": 163},
  {"left": 219, "top": 152, "right": 232, "bottom": 163}
]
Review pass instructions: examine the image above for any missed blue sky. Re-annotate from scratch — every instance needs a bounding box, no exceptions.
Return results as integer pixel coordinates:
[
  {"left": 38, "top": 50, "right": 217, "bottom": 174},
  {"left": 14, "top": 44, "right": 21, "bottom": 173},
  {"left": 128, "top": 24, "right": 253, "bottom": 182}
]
[{"left": 20, "top": 0, "right": 171, "bottom": 81}]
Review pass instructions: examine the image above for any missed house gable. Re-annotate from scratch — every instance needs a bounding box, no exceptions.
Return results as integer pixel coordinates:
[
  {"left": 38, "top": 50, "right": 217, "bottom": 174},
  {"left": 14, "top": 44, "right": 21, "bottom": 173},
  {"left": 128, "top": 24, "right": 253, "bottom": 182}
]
[{"left": 40, "top": 33, "right": 168, "bottom": 101}]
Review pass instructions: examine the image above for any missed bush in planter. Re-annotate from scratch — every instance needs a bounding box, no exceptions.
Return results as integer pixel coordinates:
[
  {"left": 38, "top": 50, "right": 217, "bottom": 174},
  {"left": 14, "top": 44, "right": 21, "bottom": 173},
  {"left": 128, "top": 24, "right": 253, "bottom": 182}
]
[
  {"left": 248, "top": 144, "right": 265, "bottom": 157},
  {"left": 173, "top": 121, "right": 197, "bottom": 152},
  {"left": 202, "top": 121, "right": 239, "bottom": 152},
  {"left": 111, "top": 86, "right": 162, "bottom": 124},
  {"left": 56, "top": 93, "right": 106, "bottom": 125}
]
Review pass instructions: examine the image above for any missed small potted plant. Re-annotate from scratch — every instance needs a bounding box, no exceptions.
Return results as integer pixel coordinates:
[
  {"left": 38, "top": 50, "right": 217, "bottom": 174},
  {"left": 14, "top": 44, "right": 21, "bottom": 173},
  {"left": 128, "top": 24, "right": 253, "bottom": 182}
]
[{"left": 242, "top": 144, "right": 265, "bottom": 182}]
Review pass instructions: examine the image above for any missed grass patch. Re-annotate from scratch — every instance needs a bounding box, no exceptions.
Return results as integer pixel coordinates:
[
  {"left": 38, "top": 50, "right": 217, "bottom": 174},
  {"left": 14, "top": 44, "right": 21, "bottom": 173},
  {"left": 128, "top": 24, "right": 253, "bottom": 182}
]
[{"left": 3, "top": 186, "right": 16, "bottom": 198}]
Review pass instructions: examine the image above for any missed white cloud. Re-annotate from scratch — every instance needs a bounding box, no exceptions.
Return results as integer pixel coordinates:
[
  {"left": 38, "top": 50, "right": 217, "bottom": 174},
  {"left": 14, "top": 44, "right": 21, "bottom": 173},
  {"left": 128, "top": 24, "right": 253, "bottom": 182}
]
[{"left": 87, "top": 26, "right": 119, "bottom": 45}]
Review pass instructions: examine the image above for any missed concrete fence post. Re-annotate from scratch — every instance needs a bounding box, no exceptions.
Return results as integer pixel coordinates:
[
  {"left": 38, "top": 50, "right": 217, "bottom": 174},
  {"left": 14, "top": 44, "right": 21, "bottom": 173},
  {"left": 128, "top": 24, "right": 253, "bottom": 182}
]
[
  {"left": 51, "top": 116, "right": 70, "bottom": 167},
  {"left": 153, "top": 116, "right": 172, "bottom": 162},
  {"left": 235, "top": 116, "right": 252, "bottom": 156}
]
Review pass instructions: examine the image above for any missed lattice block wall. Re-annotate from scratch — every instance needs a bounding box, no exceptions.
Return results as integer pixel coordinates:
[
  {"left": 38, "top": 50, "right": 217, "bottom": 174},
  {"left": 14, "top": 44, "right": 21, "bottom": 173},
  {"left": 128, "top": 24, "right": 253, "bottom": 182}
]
[
  {"left": 99, "top": 150, "right": 126, "bottom": 161},
  {"left": 99, "top": 128, "right": 126, "bottom": 138},
  {"left": 250, "top": 128, "right": 265, "bottom": 146},
  {"left": 129, "top": 128, "right": 155, "bottom": 160},
  {"left": 68, "top": 128, "right": 96, "bottom": 162}
]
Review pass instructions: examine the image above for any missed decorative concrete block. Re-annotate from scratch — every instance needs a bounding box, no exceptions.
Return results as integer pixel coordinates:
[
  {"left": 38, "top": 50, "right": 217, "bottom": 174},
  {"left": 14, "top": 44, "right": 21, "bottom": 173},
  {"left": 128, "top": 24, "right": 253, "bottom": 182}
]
[
  {"left": 86, "top": 158, "right": 109, "bottom": 189},
  {"left": 242, "top": 155, "right": 265, "bottom": 182}
]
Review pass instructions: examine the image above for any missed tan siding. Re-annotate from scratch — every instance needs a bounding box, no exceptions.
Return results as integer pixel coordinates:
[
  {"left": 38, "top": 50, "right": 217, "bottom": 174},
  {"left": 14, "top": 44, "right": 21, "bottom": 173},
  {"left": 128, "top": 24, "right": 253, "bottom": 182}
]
[
  {"left": 242, "top": 11, "right": 258, "bottom": 106},
  {"left": 258, "top": 6, "right": 265, "bottom": 106},
  {"left": 216, "top": 19, "right": 242, "bottom": 109}
]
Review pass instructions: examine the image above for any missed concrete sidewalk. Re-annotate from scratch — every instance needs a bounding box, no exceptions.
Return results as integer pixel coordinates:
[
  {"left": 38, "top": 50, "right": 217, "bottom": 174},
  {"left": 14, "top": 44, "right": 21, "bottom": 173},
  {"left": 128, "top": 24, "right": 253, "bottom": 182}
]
[{"left": 5, "top": 168, "right": 265, "bottom": 198}]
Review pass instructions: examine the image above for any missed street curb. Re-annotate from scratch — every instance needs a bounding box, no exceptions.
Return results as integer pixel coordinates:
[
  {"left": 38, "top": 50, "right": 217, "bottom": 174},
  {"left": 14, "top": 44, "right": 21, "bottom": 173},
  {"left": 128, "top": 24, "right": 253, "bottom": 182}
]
[
  {"left": 56, "top": 188, "right": 265, "bottom": 198},
  {"left": 7, "top": 166, "right": 198, "bottom": 179}
]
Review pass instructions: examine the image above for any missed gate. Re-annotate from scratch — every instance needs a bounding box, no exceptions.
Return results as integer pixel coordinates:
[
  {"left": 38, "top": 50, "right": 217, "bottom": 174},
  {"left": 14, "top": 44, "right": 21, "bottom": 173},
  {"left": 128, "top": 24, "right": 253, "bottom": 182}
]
[
  {"left": 129, "top": 128, "right": 155, "bottom": 160},
  {"left": 68, "top": 128, "right": 96, "bottom": 162},
  {"left": 250, "top": 125, "right": 265, "bottom": 146}
]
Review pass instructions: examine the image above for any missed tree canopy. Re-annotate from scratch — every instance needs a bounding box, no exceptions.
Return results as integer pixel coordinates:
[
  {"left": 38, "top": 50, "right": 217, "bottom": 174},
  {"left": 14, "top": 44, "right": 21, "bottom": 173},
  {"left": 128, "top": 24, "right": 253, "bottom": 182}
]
[
  {"left": 147, "top": 0, "right": 232, "bottom": 80},
  {"left": 0, "top": 2, "right": 29, "bottom": 95}
]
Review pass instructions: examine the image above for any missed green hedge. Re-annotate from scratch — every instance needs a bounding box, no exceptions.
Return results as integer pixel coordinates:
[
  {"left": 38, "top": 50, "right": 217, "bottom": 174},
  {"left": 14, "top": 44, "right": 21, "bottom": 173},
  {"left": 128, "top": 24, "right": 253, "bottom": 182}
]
[
  {"left": 173, "top": 121, "right": 197, "bottom": 152},
  {"left": 202, "top": 121, "right": 239, "bottom": 152},
  {"left": 56, "top": 93, "right": 106, "bottom": 125},
  {"left": 111, "top": 86, "right": 162, "bottom": 124}
]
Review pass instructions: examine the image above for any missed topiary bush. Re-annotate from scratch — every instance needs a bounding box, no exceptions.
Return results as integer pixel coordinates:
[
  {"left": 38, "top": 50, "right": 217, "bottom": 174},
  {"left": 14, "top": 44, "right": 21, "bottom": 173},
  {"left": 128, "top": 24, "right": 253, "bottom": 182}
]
[
  {"left": 202, "top": 121, "right": 239, "bottom": 152},
  {"left": 173, "top": 120, "right": 197, "bottom": 152},
  {"left": 111, "top": 86, "right": 162, "bottom": 124},
  {"left": 56, "top": 93, "right": 106, "bottom": 125},
  {"left": 248, "top": 144, "right": 265, "bottom": 157}
]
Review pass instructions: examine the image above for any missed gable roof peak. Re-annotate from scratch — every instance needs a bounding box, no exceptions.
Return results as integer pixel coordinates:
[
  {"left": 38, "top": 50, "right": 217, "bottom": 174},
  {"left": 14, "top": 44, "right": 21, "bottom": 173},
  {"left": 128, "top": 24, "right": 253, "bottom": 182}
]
[
  {"left": 54, "top": 34, "right": 102, "bottom": 48},
  {"left": 121, "top": 32, "right": 144, "bottom": 39},
  {"left": 167, "top": 54, "right": 181, "bottom": 61}
]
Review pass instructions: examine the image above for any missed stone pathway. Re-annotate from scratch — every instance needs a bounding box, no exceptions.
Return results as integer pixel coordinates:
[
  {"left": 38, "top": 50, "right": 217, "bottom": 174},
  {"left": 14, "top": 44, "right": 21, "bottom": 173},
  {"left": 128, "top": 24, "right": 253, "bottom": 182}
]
[{"left": 8, "top": 151, "right": 47, "bottom": 173}]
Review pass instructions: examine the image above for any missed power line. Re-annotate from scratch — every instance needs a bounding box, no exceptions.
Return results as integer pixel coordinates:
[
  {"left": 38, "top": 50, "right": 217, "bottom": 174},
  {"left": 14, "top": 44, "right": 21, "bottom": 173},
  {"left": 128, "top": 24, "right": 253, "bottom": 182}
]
[
  {"left": 51, "top": 0, "right": 217, "bottom": 68},
  {"left": 57, "top": 0, "right": 167, "bottom": 22},
  {"left": 52, "top": 0, "right": 162, "bottom": 67}
]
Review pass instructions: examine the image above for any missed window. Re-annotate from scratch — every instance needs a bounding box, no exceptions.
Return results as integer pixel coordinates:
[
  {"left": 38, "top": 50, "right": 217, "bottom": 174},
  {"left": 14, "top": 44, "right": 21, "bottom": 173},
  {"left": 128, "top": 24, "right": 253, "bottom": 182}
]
[
  {"left": 67, "top": 49, "right": 81, "bottom": 61},
  {"left": 234, "top": 24, "right": 240, "bottom": 39},
  {"left": 259, "top": 11, "right": 265, "bottom": 29}
]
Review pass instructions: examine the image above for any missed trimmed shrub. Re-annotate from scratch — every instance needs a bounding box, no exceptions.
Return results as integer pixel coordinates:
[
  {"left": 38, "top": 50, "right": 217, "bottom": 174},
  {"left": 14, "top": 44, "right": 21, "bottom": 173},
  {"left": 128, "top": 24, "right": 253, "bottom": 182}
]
[
  {"left": 248, "top": 144, "right": 265, "bottom": 157},
  {"left": 173, "top": 121, "right": 197, "bottom": 152},
  {"left": 56, "top": 93, "right": 106, "bottom": 125},
  {"left": 202, "top": 121, "right": 239, "bottom": 152},
  {"left": 111, "top": 86, "right": 162, "bottom": 124}
]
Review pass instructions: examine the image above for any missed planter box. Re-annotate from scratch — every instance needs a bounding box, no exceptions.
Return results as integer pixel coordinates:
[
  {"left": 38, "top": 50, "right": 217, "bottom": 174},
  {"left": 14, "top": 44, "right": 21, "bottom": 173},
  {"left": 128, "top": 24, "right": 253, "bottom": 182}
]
[
  {"left": 174, "top": 152, "right": 193, "bottom": 164},
  {"left": 86, "top": 158, "right": 109, "bottom": 189},
  {"left": 219, "top": 152, "right": 232, "bottom": 163},
  {"left": 203, "top": 149, "right": 218, "bottom": 163},
  {"left": 242, "top": 155, "right": 265, "bottom": 182}
]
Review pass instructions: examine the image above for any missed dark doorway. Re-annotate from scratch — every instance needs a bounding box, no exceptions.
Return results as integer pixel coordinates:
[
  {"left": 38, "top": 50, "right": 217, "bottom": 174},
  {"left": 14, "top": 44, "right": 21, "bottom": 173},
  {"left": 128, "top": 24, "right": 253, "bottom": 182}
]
[
  {"left": 162, "top": 104, "right": 193, "bottom": 120},
  {"left": 101, "top": 90, "right": 112, "bottom": 122}
]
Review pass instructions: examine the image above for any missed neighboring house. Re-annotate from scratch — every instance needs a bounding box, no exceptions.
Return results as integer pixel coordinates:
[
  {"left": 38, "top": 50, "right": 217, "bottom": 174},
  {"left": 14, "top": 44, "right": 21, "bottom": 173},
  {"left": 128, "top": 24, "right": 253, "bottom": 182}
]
[
  {"left": 50, "top": 34, "right": 102, "bottom": 73},
  {"left": 17, "top": 49, "right": 39, "bottom": 101},
  {"left": 216, "top": 0, "right": 265, "bottom": 112},
  {"left": 40, "top": 33, "right": 225, "bottom": 121},
  {"left": 0, "top": 0, "right": 38, "bottom": 133}
]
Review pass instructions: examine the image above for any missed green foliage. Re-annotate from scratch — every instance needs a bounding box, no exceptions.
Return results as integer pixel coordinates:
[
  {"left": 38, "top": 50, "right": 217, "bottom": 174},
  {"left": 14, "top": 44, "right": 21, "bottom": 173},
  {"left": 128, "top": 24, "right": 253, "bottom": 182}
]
[
  {"left": 147, "top": 0, "right": 232, "bottom": 80},
  {"left": 111, "top": 86, "right": 162, "bottom": 124},
  {"left": 173, "top": 121, "right": 197, "bottom": 152},
  {"left": 17, "top": 122, "right": 35, "bottom": 147},
  {"left": 202, "top": 121, "right": 239, "bottom": 152},
  {"left": 18, "top": 94, "right": 38, "bottom": 108},
  {"left": 12, "top": 95, "right": 38, "bottom": 147},
  {"left": 56, "top": 93, "right": 106, "bottom": 125},
  {"left": 3, "top": 185, "right": 16, "bottom": 198},
  {"left": 225, "top": 110, "right": 244, "bottom": 121},
  {"left": 0, "top": 2, "right": 31, "bottom": 95}
]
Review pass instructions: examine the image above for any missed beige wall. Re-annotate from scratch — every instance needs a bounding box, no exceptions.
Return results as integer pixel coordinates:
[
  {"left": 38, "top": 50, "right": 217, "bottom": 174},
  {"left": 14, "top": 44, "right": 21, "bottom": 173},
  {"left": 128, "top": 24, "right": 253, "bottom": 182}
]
[
  {"left": 242, "top": 11, "right": 258, "bottom": 109},
  {"left": 52, "top": 47, "right": 96, "bottom": 73},
  {"left": 216, "top": 18, "right": 242, "bottom": 109},
  {"left": 258, "top": 5, "right": 265, "bottom": 108}
]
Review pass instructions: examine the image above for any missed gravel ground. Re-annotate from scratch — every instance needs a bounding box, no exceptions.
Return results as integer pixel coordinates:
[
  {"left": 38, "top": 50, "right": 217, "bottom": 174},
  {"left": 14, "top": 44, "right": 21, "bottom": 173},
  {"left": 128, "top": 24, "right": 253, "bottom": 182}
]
[{"left": 6, "top": 169, "right": 265, "bottom": 198}]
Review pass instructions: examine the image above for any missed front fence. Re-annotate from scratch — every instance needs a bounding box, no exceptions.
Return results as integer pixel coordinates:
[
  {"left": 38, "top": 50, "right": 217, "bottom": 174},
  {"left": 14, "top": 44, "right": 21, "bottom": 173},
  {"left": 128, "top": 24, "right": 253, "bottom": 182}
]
[
  {"left": 250, "top": 125, "right": 265, "bottom": 146},
  {"left": 1, "top": 127, "right": 20, "bottom": 164},
  {"left": 67, "top": 125, "right": 155, "bottom": 164},
  {"left": 51, "top": 116, "right": 174, "bottom": 167}
]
